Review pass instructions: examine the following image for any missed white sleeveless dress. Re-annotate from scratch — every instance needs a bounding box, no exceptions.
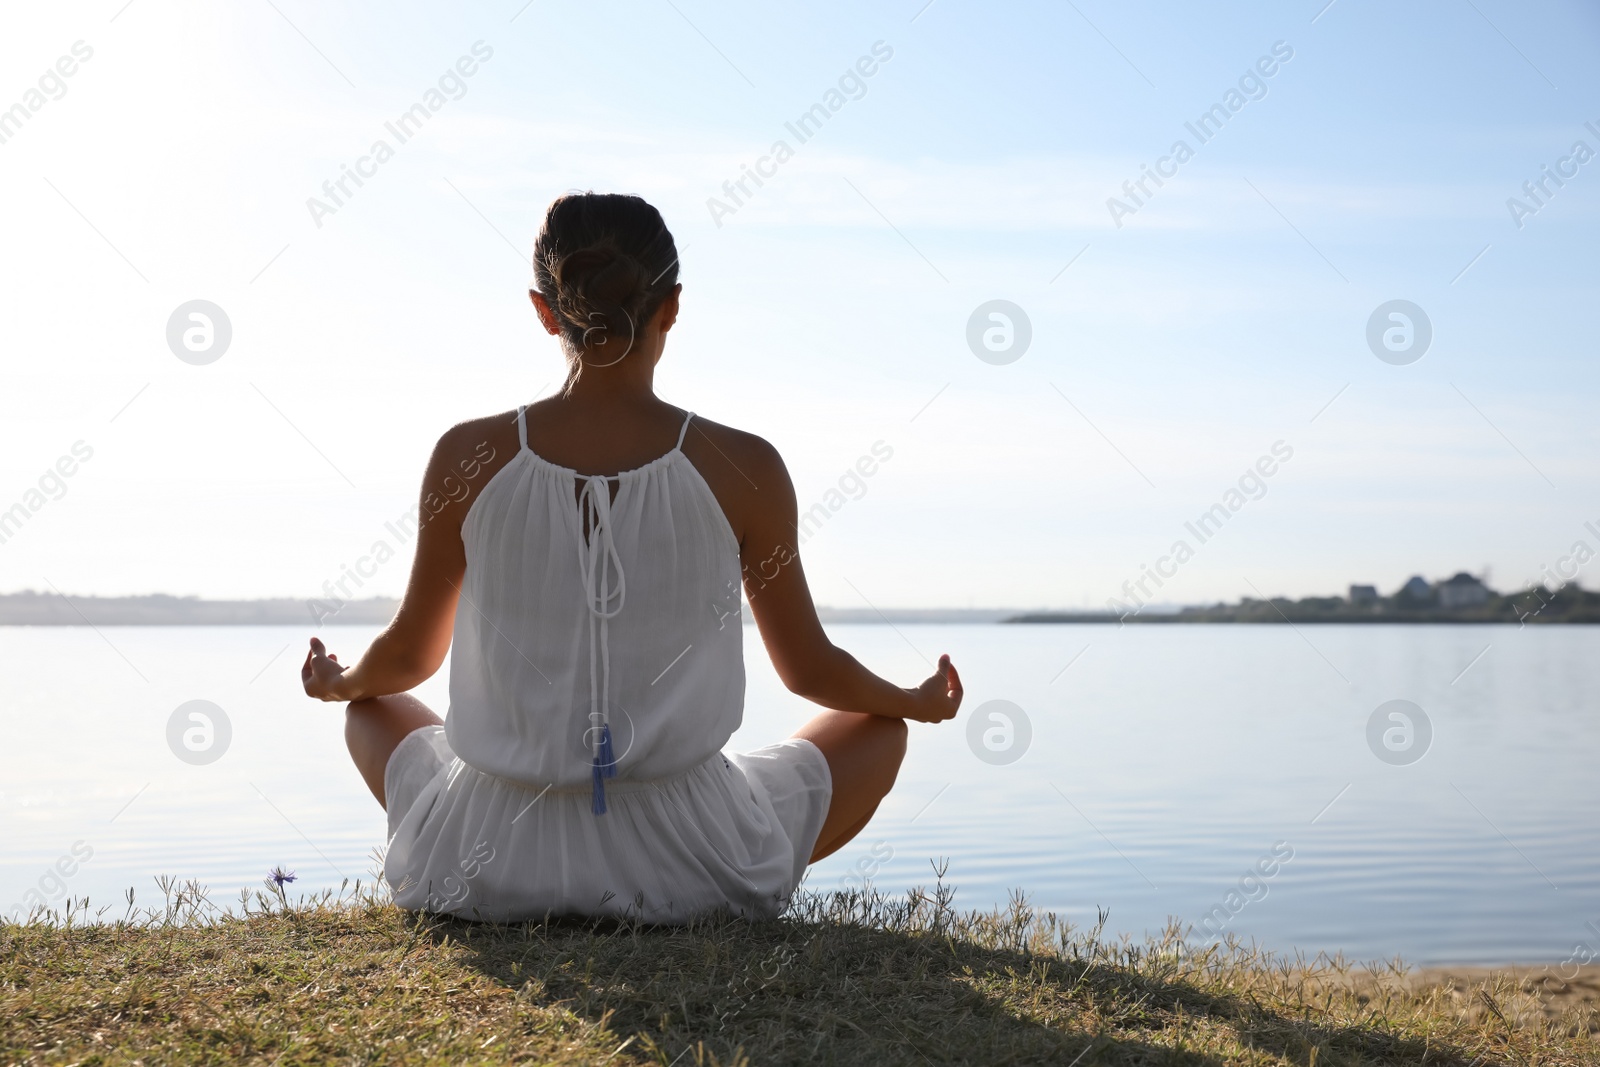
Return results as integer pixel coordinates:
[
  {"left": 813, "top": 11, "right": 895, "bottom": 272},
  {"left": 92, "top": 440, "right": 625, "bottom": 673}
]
[{"left": 381, "top": 406, "right": 833, "bottom": 923}]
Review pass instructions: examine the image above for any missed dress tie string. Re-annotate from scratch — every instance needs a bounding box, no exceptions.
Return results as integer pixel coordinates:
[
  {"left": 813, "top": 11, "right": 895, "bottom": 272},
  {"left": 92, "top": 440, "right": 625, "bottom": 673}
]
[{"left": 576, "top": 474, "right": 625, "bottom": 814}]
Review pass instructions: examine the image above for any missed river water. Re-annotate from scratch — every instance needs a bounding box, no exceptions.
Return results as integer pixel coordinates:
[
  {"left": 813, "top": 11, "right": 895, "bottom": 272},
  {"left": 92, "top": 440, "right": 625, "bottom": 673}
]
[{"left": 3, "top": 622, "right": 1595, "bottom": 966}]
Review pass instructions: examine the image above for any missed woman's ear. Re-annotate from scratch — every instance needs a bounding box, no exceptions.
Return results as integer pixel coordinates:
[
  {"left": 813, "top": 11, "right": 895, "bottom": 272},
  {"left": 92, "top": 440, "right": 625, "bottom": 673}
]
[
  {"left": 656, "top": 284, "right": 682, "bottom": 335},
  {"left": 529, "top": 290, "right": 563, "bottom": 336}
]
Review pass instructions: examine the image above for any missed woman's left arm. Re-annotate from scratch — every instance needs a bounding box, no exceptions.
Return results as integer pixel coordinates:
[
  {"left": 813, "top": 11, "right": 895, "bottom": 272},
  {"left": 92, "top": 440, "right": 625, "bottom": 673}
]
[{"left": 302, "top": 422, "right": 499, "bottom": 702}]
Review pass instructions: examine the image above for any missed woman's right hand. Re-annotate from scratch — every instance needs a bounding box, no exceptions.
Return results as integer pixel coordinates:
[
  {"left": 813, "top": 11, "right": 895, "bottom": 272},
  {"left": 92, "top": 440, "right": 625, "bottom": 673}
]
[
  {"left": 904, "top": 654, "right": 963, "bottom": 723},
  {"left": 301, "top": 636, "right": 351, "bottom": 702}
]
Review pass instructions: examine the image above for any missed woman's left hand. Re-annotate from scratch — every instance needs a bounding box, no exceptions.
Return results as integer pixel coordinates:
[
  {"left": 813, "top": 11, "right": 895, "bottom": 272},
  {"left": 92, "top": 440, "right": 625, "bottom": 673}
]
[
  {"left": 301, "top": 637, "right": 349, "bottom": 701},
  {"left": 903, "top": 653, "right": 963, "bottom": 723}
]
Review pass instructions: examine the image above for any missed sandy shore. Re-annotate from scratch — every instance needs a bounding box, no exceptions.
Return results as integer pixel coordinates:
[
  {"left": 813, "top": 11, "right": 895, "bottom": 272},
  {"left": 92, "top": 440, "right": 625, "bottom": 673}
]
[{"left": 1405, "top": 962, "right": 1600, "bottom": 1014}]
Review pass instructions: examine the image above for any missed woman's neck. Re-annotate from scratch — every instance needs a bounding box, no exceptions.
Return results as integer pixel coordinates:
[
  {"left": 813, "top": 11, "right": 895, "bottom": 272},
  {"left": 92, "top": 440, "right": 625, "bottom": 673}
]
[{"left": 559, "top": 341, "right": 662, "bottom": 403}]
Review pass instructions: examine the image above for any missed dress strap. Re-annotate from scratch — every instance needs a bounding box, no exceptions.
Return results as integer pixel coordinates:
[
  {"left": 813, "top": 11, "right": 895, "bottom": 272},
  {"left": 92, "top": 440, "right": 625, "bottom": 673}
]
[
  {"left": 515, "top": 405, "right": 529, "bottom": 452},
  {"left": 675, "top": 410, "right": 695, "bottom": 450}
]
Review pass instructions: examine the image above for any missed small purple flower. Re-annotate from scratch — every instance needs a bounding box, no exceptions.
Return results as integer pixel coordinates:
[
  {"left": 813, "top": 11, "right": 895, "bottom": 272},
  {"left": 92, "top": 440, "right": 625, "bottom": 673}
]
[{"left": 269, "top": 866, "right": 297, "bottom": 888}]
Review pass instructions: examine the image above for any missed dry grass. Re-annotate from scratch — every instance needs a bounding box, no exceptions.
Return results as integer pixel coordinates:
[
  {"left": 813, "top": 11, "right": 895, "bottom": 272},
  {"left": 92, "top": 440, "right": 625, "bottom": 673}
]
[{"left": 3, "top": 870, "right": 1596, "bottom": 1065}]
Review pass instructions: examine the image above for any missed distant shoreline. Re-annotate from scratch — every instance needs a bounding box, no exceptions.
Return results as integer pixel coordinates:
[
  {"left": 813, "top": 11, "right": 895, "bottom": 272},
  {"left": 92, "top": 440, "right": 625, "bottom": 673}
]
[
  {"left": 0, "top": 593, "right": 400, "bottom": 627},
  {"left": 1010, "top": 584, "right": 1600, "bottom": 625},
  {"left": 2, "top": 590, "right": 1595, "bottom": 626},
  {"left": 1005, "top": 612, "right": 1600, "bottom": 625}
]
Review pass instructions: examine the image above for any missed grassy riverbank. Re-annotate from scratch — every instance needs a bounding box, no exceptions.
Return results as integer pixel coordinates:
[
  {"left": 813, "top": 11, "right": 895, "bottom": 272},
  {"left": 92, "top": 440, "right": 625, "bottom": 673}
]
[{"left": 3, "top": 876, "right": 1595, "bottom": 1066}]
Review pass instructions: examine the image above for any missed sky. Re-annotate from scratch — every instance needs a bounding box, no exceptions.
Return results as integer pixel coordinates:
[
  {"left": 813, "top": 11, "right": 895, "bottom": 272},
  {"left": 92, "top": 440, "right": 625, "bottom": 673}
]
[{"left": 1, "top": 0, "right": 1598, "bottom": 611}]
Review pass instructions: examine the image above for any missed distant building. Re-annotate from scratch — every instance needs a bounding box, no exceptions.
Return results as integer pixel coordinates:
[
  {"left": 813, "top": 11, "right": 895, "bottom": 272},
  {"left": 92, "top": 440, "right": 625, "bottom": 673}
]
[
  {"left": 1436, "top": 572, "right": 1491, "bottom": 609},
  {"left": 1348, "top": 584, "right": 1378, "bottom": 605},
  {"left": 1397, "top": 575, "right": 1432, "bottom": 603}
]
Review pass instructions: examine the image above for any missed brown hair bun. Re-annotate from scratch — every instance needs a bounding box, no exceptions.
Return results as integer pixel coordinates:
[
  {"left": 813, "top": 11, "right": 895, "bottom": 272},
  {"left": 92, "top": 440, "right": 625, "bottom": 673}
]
[{"left": 533, "top": 193, "right": 679, "bottom": 358}]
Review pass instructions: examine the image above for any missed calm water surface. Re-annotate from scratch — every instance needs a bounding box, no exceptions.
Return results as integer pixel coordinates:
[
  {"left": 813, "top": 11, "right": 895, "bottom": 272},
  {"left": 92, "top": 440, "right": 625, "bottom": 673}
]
[{"left": 3, "top": 622, "right": 1596, "bottom": 966}]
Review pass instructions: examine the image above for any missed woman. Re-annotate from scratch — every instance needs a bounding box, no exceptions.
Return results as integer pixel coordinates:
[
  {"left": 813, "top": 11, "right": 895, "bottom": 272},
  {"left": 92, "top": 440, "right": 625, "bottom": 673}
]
[{"left": 302, "top": 192, "right": 963, "bottom": 922}]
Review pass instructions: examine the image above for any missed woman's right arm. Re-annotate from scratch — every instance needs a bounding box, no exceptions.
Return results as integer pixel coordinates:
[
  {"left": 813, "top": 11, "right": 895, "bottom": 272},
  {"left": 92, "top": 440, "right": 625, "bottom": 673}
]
[{"left": 734, "top": 439, "right": 961, "bottom": 724}]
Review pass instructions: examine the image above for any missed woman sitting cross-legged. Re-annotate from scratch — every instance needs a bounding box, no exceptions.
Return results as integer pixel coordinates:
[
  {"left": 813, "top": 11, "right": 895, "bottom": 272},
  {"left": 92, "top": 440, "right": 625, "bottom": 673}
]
[{"left": 301, "top": 191, "right": 963, "bottom": 922}]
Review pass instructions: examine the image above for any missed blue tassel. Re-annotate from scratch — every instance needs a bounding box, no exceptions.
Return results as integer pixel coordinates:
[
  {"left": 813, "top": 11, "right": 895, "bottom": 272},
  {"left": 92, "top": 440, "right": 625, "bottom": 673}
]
[{"left": 591, "top": 724, "right": 617, "bottom": 816}]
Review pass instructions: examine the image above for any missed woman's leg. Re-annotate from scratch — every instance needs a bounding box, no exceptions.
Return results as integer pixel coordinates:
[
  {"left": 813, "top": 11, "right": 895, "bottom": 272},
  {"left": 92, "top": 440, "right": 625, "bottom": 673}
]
[
  {"left": 344, "top": 693, "right": 443, "bottom": 808},
  {"left": 791, "top": 711, "right": 908, "bottom": 862}
]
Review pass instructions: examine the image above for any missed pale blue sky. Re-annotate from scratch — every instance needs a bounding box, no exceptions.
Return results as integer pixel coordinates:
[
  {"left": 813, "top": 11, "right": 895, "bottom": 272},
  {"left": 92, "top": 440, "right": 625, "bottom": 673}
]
[{"left": 1, "top": 0, "right": 1597, "bottom": 609}]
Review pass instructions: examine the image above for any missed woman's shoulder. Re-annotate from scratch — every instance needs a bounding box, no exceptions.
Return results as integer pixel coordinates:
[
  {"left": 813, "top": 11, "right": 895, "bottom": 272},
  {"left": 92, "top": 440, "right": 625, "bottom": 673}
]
[
  {"left": 682, "top": 414, "right": 788, "bottom": 484},
  {"left": 430, "top": 410, "right": 521, "bottom": 463},
  {"left": 680, "top": 415, "right": 798, "bottom": 548},
  {"left": 416, "top": 411, "right": 524, "bottom": 521}
]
